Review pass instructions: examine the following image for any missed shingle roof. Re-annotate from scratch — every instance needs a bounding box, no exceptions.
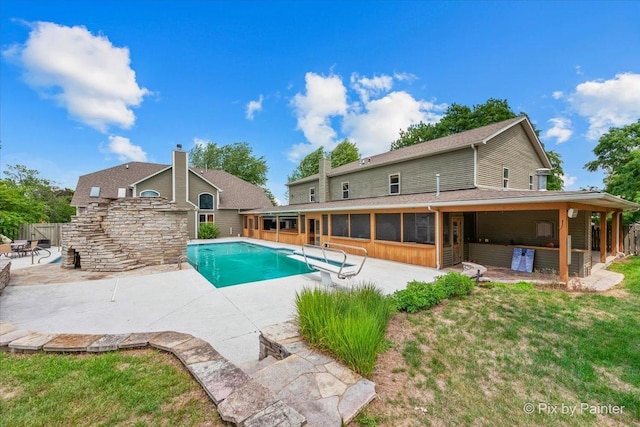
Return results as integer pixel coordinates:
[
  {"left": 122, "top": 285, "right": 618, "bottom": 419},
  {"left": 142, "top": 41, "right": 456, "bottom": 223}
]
[
  {"left": 71, "top": 162, "right": 168, "bottom": 207},
  {"left": 196, "top": 169, "right": 273, "bottom": 209},
  {"left": 288, "top": 116, "right": 543, "bottom": 185},
  {"left": 71, "top": 162, "right": 273, "bottom": 210},
  {"left": 243, "top": 187, "right": 640, "bottom": 213}
]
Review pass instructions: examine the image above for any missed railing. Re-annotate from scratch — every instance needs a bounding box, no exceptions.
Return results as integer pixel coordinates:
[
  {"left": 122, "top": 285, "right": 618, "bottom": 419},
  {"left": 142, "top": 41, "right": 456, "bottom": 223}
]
[
  {"left": 35, "top": 247, "right": 52, "bottom": 264},
  {"left": 298, "top": 242, "right": 367, "bottom": 283},
  {"left": 178, "top": 255, "right": 198, "bottom": 271}
]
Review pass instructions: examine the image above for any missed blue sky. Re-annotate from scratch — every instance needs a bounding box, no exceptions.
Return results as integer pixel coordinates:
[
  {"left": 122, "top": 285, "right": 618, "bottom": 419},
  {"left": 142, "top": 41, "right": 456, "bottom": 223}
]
[{"left": 1, "top": 1, "right": 639, "bottom": 204}]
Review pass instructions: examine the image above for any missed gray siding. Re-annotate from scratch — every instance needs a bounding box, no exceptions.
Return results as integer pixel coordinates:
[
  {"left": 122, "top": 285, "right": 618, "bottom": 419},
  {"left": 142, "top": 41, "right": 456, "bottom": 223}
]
[
  {"left": 329, "top": 150, "right": 474, "bottom": 201},
  {"left": 214, "top": 210, "right": 242, "bottom": 237},
  {"left": 188, "top": 172, "right": 219, "bottom": 208},
  {"left": 136, "top": 169, "right": 173, "bottom": 199},
  {"left": 477, "top": 123, "right": 546, "bottom": 189},
  {"left": 288, "top": 180, "right": 319, "bottom": 205}
]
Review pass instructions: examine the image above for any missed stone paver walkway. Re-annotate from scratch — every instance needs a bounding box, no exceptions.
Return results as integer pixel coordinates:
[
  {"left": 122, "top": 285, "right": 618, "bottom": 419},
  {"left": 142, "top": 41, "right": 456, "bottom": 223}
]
[
  {"left": 1, "top": 320, "right": 376, "bottom": 426},
  {"left": 254, "top": 321, "right": 376, "bottom": 426}
]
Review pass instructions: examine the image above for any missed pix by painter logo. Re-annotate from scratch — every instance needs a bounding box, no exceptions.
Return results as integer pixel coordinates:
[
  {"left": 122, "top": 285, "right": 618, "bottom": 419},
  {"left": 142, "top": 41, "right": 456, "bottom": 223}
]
[{"left": 523, "top": 402, "right": 625, "bottom": 416}]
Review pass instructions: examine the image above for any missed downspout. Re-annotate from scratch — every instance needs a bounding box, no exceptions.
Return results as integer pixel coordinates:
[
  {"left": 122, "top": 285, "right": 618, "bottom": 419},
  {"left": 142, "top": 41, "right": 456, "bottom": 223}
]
[
  {"left": 428, "top": 206, "right": 441, "bottom": 269},
  {"left": 471, "top": 144, "right": 478, "bottom": 187}
]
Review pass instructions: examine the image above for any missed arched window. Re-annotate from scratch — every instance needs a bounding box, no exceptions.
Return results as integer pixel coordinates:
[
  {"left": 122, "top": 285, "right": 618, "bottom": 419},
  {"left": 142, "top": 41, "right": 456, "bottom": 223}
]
[
  {"left": 140, "top": 189, "right": 160, "bottom": 197},
  {"left": 199, "top": 193, "right": 214, "bottom": 210}
]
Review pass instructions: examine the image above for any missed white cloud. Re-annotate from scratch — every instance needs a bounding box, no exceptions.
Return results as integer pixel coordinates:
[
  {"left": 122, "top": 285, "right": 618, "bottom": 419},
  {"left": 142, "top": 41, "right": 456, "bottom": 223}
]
[
  {"left": 288, "top": 71, "right": 446, "bottom": 161},
  {"left": 575, "top": 65, "right": 583, "bottom": 75},
  {"left": 4, "top": 21, "right": 149, "bottom": 132},
  {"left": 552, "top": 91, "right": 563, "bottom": 100},
  {"left": 344, "top": 91, "right": 445, "bottom": 156},
  {"left": 394, "top": 72, "right": 417, "bottom": 82},
  {"left": 246, "top": 94, "right": 264, "bottom": 120},
  {"left": 543, "top": 117, "right": 573, "bottom": 144},
  {"left": 193, "top": 137, "right": 209, "bottom": 148},
  {"left": 107, "top": 135, "right": 147, "bottom": 161},
  {"left": 561, "top": 174, "right": 577, "bottom": 189},
  {"left": 350, "top": 73, "right": 393, "bottom": 103},
  {"left": 289, "top": 72, "right": 348, "bottom": 161},
  {"left": 568, "top": 72, "right": 640, "bottom": 140}
]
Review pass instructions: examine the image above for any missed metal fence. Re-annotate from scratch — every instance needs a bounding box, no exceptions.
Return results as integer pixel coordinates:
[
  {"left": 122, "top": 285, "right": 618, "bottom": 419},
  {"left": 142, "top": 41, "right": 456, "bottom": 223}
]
[{"left": 18, "top": 223, "right": 63, "bottom": 247}]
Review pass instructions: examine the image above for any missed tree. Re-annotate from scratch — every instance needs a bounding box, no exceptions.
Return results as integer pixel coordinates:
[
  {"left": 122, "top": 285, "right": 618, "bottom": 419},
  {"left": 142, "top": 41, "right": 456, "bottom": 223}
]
[
  {"left": 0, "top": 165, "right": 64, "bottom": 238},
  {"left": 585, "top": 120, "right": 640, "bottom": 222},
  {"left": 190, "top": 142, "right": 268, "bottom": 186},
  {"left": 390, "top": 98, "right": 564, "bottom": 189},
  {"left": 287, "top": 139, "right": 361, "bottom": 182}
]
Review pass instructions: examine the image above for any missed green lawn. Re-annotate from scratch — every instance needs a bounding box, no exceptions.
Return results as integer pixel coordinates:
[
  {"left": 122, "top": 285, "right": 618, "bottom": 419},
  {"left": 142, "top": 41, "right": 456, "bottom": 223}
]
[
  {"left": 0, "top": 349, "right": 223, "bottom": 427},
  {"left": 357, "top": 257, "right": 640, "bottom": 426}
]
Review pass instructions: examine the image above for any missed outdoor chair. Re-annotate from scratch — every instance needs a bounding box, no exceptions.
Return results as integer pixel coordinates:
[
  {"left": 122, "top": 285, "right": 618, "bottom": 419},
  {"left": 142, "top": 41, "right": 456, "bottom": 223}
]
[
  {"left": 0, "top": 243, "right": 14, "bottom": 258},
  {"left": 11, "top": 240, "right": 28, "bottom": 257},
  {"left": 20, "top": 241, "right": 40, "bottom": 257}
]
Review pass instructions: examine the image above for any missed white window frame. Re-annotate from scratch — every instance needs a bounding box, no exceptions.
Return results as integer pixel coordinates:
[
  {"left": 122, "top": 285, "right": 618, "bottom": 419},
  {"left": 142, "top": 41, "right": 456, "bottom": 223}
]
[
  {"left": 198, "top": 192, "right": 215, "bottom": 210},
  {"left": 389, "top": 173, "right": 400, "bottom": 195},
  {"left": 89, "top": 186, "right": 100, "bottom": 198},
  {"left": 309, "top": 187, "right": 316, "bottom": 202},
  {"left": 502, "top": 168, "right": 509, "bottom": 189},
  {"left": 342, "top": 182, "right": 349, "bottom": 199},
  {"left": 117, "top": 187, "right": 127, "bottom": 198},
  {"left": 529, "top": 174, "right": 534, "bottom": 190},
  {"left": 140, "top": 189, "right": 160, "bottom": 197}
]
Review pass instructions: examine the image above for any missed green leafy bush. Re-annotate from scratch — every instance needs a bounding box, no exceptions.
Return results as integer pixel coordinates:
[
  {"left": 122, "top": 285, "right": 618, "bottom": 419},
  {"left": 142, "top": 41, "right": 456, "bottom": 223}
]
[
  {"left": 296, "top": 283, "right": 392, "bottom": 377},
  {"left": 197, "top": 223, "right": 219, "bottom": 239},
  {"left": 392, "top": 272, "right": 475, "bottom": 313}
]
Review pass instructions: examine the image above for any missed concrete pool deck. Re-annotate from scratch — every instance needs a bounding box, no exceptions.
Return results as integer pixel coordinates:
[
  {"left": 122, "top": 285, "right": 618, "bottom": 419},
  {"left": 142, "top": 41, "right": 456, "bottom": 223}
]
[{"left": 0, "top": 237, "right": 442, "bottom": 365}]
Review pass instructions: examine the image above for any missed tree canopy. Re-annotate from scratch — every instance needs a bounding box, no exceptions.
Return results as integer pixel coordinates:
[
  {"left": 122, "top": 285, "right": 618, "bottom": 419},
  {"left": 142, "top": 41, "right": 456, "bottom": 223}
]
[
  {"left": 288, "top": 139, "right": 360, "bottom": 182},
  {"left": 390, "top": 98, "right": 564, "bottom": 190},
  {"left": 0, "top": 165, "right": 75, "bottom": 238},
  {"left": 189, "top": 141, "right": 276, "bottom": 205},
  {"left": 189, "top": 142, "right": 268, "bottom": 187},
  {"left": 585, "top": 119, "right": 640, "bottom": 222}
]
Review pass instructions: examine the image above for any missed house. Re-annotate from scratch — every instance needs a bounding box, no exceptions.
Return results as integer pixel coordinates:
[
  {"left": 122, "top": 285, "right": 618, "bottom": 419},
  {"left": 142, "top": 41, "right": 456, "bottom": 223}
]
[
  {"left": 240, "top": 116, "right": 639, "bottom": 283},
  {"left": 62, "top": 146, "right": 272, "bottom": 271},
  {"left": 70, "top": 145, "right": 273, "bottom": 239}
]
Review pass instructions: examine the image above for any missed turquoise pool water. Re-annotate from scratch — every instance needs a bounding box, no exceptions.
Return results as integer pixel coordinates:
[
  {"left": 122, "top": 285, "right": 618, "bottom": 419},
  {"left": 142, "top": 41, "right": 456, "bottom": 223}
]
[{"left": 187, "top": 242, "right": 314, "bottom": 288}]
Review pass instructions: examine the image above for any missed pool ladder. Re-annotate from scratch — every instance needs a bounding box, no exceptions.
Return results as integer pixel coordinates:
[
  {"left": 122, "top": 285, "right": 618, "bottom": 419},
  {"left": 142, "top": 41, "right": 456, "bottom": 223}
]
[
  {"left": 178, "top": 255, "right": 199, "bottom": 271},
  {"left": 298, "top": 242, "right": 367, "bottom": 286}
]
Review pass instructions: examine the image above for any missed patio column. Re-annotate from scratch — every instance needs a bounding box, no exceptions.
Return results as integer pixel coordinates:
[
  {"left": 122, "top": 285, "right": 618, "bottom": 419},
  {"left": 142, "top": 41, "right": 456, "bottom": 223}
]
[
  {"left": 436, "top": 209, "right": 443, "bottom": 269},
  {"left": 599, "top": 212, "right": 607, "bottom": 263},
  {"left": 611, "top": 211, "right": 619, "bottom": 256},
  {"left": 559, "top": 208, "right": 569, "bottom": 283},
  {"left": 617, "top": 211, "right": 624, "bottom": 253}
]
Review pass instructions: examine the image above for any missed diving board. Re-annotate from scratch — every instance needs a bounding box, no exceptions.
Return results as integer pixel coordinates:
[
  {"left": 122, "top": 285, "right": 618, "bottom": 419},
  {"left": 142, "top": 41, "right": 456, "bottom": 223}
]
[{"left": 291, "top": 243, "right": 367, "bottom": 286}]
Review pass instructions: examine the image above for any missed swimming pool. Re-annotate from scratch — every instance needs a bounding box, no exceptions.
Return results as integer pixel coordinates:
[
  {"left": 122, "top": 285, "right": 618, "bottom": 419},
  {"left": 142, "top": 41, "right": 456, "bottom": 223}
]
[{"left": 187, "top": 242, "right": 314, "bottom": 288}]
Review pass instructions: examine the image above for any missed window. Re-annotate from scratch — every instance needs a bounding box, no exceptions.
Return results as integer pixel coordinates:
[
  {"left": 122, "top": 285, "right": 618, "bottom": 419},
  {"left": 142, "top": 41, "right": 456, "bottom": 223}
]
[
  {"left": 279, "top": 216, "right": 298, "bottom": 231},
  {"left": 322, "top": 214, "right": 329, "bottom": 235},
  {"left": 199, "top": 193, "right": 214, "bottom": 209},
  {"left": 243, "top": 216, "right": 248, "bottom": 229},
  {"left": 403, "top": 213, "right": 435, "bottom": 244},
  {"left": 263, "top": 217, "right": 277, "bottom": 230},
  {"left": 536, "top": 221, "right": 554, "bottom": 238},
  {"left": 254, "top": 216, "right": 259, "bottom": 230},
  {"left": 90, "top": 186, "right": 100, "bottom": 198},
  {"left": 503, "top": 168, "right": 509, "bottom": 189},
  {"left": 117, "top": 187, "right": 126, "bottom": 198},
  {"left": 331, "top": 214, "right": 349, "bottom": 237},
  {"left": 199, "top": 214, "right": 214, "bottom": 223},
  {"left": 529, "top": 175, "right": 534, "bottom": 190},
  {"left": 375, "top": 213, "right": 401, "bottom": 242},
  {"left": 342, "top": 182, "right": 349, "bottom": 199},
  {"left": 350, "top": 214, "right": 370, "bottom": 239},
  {"left": 300, "top": 215, "right": 306, "bottom": 233},
  {"left": 389, "top": 173, "right": 400, "bottom": 194},
  {"left": 140, "top": 189, "right": 159, "bottom": 197},
  {"left": 309, "top": 187, "right": 316, "bottom": 202}
]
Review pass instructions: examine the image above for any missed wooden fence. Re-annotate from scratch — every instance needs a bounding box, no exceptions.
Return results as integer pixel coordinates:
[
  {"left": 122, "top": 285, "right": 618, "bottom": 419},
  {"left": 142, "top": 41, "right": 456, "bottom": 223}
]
[{"left": 18, "top": 223, "right": 63, "bottom": 247}]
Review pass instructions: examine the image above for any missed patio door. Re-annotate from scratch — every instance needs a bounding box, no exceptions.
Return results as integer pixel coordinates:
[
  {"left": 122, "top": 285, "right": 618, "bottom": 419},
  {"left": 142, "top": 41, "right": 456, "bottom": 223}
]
[
  {"left": 452, "top": 217, "right": 463, "bottom": 264},
  {"left": 307, "top": 216, "right": 320, "bottom": 245},
  {"left": 248, "top": 218, "right": 254, "bottom": 237}
]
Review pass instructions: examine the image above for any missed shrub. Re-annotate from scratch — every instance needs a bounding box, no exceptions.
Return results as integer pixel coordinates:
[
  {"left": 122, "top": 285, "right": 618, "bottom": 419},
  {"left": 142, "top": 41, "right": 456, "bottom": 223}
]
[
  {"left": 295, "top": 283, "right": 392, "bottom": 377},
  {"left": 392, "top": 272, "right": 475, "bottom": 313},
  {"left": 197, "top": 223, "right": 219, "bottom": 239}
]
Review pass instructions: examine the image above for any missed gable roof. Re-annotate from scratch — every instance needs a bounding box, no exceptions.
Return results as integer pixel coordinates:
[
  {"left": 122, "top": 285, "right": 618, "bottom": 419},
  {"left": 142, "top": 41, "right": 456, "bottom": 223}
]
[
  {"left": 71, "top": 162, "right": 167, "bottom": 206},
  {"left": 288, "top": 116, "right": 550, "bottom": 185},
  {"left": 71, "top": 162, "right": 273, "bottom": 210}
]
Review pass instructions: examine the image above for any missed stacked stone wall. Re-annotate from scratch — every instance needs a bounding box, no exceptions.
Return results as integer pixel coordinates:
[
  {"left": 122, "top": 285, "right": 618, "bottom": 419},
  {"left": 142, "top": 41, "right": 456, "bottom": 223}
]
[
  {"left": 0, "top": 260, "right": 10, "bottom": 292},
  {"left": 61, "top": 198, "right": 189, "bottom": 272}
]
